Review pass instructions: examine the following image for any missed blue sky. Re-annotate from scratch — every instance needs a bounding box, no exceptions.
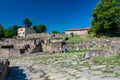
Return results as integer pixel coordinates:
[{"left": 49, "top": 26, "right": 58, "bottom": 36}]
[{"left": 0, "top": 0, "right": 99, "bottom": 33}]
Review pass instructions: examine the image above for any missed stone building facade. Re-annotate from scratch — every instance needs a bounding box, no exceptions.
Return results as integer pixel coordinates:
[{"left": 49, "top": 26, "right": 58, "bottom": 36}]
[
  {"left": 65, "top": 28, "right": 89, "bottom": 35},
  {"left": 18, "top": 27, "right": 34, "bottom": 37}
]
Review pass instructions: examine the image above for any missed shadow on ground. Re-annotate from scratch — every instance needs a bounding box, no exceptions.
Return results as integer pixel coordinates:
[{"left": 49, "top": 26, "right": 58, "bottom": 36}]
[{"left": 6, "top": 66, "right": 27, "bottom": 80}]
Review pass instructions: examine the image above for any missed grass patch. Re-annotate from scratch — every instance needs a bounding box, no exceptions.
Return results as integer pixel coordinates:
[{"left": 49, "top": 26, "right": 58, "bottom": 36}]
[
  {"left": 30, "top": 53, "right": 80, "bottom": 65},
  {"left": 115, "top": 73, "right": 120, "bottom": 77},
  {"left": 67, "top": 50, "right": 87, "bottom": 53},
  {"left": 101, "top": 69, "right": 114, "bottom": 73},
  {"left": 65, "top": 35, "right": 93, "bottom": 43},
  {"left": 92, "top": 57, "right": 107, "bottom": 65},
  {"left": 82, "top": 61, "right": 89, "bottom": 66},
  {"left": 92, "top": 54, "right": 120, "bottom": 66},
  {"left": 92, "top": 68, "right": 102, "bottom": 71},
  {"left": 89, "top": 44, "right": 96, "bottom": 48},
  {"left": 75, "top": 68, "right": 83, "bottom": 72},
  {"left": 69, "top": 73, "right": 81, "bottom": 79}
]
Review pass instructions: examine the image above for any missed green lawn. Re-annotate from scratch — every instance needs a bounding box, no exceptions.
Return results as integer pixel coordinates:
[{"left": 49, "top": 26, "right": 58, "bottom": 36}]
[{"left": 65, "top": 35, "right": 93, "bottom": 43}]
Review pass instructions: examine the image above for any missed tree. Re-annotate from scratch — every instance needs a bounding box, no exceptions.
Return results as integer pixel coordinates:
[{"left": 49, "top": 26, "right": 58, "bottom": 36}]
[
  {"left": 0, "top": 24, "right": 4, "bottom": 38},
  {"left": 11, "top": 25, "right": 21, "bottom": 35},
  {"left": 71, "top": 33, "right": 74, "bottom": 37},
  {"left": 33, "top": 24, "right": 47, "bottom": 33},
  {"left": 4, "top": 25, "right": 21, "bottom": 38},
  {"left": 89, "top": 0, "right": 120, "bottom": 35},
  {"left": 22, "top": 18, "right": 32, "bottom": 27},
  {"left": 4, "top": 29, "right": 14, "bottom": 38},
  {"left": 52, "top": 30, "right": 60, "bottom": 34}
]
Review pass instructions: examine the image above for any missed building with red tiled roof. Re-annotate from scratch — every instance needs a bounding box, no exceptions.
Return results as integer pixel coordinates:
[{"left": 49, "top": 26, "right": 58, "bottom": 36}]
[{"left": 65, "top": 28, "right": 89, "bottom": 35}]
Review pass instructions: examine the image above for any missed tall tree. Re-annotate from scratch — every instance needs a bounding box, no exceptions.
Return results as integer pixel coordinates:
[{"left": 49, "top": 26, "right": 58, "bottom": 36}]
[
  {"left": 52, "top": 30, "right": 60, "bottom": 34},
  {"left": 11, "top": 25, "right": 21, "bottom": 35},
  {"left": 22, "top": 18, "right": 32, "bottom": 27},
  {"left": 4, "top": 29, "right": 14, "bottom": 38},
  {"left": 90, "top": 0, "right": 120, "bottom": 35},
  {"left": 4, "top": 25, "right": 21, "bottom": 38},
  {"left": 33, "top": 24, "right": 47, "bottom": 33},
  {"left": 0, "top": 24, "right": 4, "bottom": 38}
]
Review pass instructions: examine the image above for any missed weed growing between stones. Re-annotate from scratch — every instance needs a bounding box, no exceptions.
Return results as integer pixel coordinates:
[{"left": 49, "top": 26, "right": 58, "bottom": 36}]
[
  {"left": 7, "top": 52, "right": 120, "bottom": 80},
  {"left": 115, "top": 73, "right": 120, "bottom": 77},
  {"left": 101, "top": 69, "right": 114, "bottom": 74}
]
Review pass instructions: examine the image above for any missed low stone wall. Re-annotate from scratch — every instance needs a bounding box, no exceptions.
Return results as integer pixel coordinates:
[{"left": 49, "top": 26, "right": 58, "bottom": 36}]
[
  {"left": 0, "top": 49, "right": 23, "bottom": 57},
  {"left": 0, "top": 38, "right": 42, "bottom": 56},
  {"left": 0, "top": 49, "right": 10, "bottom": 58},
  {"left": 83, "top": 38, "right": 120, "bottom": 59},
  {"left": 9, "top": 49, "right": 23, "bottom": 57},
  {"left": 0, "top": 59, "right": 9, "bottom": 80},
  {"left": 42, "top": 42, "right": 64, "bottom": 53},
  {"left": 64, "top": 42, "right": 91, "bottom": 51},
  {"left": 84, "top": 50, "right": 109, "bottom": 59}
]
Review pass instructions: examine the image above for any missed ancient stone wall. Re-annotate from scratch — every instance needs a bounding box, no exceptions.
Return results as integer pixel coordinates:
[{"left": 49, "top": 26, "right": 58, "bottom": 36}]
[
  {"left": 0, "top": 59, "right": 9, "bottom": 80},
  {"left": 64, "top": 42, "right": 91, "bottom": 51},
  {"left": 0, "top": 38, "right": 42, "bottom": 56},
  {"left": 17, "top": 33, "right": 51, "bottom": 39},
  {"left": 84, "top": 38, "right": 120, "bottom": 59},
  {"left": 0, "top": 49, "right": 24, "bottom": 57},
  {"left": 0, "top": 36, "right": 65, "bottom": 56},
  {"left": 0, "top": 49, "right": 10, "bottom": 57},
  {"left": 1, "top": 34, "right": 120, "bottom": 58},
  {"left": 42, "top": 40, "right": 64, "bottom": 53}
]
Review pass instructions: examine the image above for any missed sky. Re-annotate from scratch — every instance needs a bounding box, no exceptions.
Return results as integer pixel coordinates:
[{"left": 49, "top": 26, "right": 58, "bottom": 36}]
[{"left": 0, "top": 0, "right": 99, "bottom": 33}]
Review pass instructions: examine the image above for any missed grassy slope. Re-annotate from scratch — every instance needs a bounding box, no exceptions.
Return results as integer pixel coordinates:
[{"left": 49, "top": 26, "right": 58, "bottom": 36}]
[{"left": 65, "top": 35, "right": 93, "bottom": 43}]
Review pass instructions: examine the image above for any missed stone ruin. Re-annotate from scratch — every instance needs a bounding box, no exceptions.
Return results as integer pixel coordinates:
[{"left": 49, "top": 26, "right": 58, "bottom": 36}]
[
  {"left": 64, "top": 42, "right": 91, "bottom": 51},
  {"left": 62, "top": 37, "right": 120, "bottom": 58},
  {"left": 0, "top": 38, "right": 42, "bottom": 57},
  {"left": 42, "top": 37, "right": 65, "bottom": 53},
  {"left": 0, "top": 33, "right": 120, "bottom": 58},
  {"left": 0, "top": 59, "right": 9, "bottom": 80},
  {"left": 83, "top": 38, "right": 120, "bottom": 59},
  {"left": 0, "top": 34, "right": 65, "bottom": 57}
]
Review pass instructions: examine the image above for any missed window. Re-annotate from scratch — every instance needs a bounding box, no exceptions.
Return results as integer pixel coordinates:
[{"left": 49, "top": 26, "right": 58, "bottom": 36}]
[{"left": 21, "top": 29, "right": 23, "bottom": 31}]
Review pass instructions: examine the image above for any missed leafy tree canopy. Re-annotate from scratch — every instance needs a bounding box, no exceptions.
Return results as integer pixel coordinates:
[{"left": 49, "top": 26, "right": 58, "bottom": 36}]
[
  {"left": 90, "top": 0, "right": 120, "bottom": 35},
  {"left": 52, "top": 30, "right": 60, "bottom": 34},
  {"left": 0, "top": 24, "right": 4, "bottom": 38},
  {"left": 22, "top": 18, "right": 32, "bottom": 27},
  {"left": 4, "top": 25, "right": 21, "bottom": 38},
  {"left": 33, "top": 24, "right": 47, "bottom": 33}
]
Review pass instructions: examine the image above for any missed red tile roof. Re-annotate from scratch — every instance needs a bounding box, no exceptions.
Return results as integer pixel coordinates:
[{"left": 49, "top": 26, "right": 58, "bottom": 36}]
[{"left": 66, "top": 28, "right": 89, "bottom": 31}]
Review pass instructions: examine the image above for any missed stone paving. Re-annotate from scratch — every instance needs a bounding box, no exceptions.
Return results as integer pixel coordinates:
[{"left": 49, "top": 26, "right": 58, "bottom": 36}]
[{"left": 6, "top": 53, "right": 120, "bottom": 80}]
